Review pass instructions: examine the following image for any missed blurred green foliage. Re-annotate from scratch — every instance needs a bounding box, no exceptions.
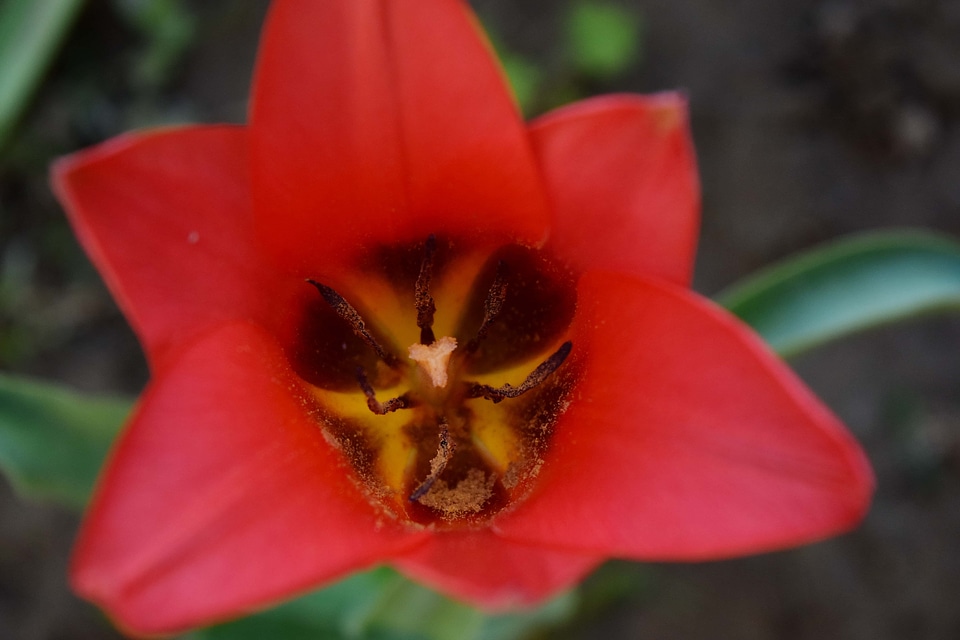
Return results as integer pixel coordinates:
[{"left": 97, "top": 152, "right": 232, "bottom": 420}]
[
  {"left": 500, "top": 52, "right": 544, "bottom": 116},
  {"left": 189, "top": 568, "right": 579, "bottom": 640},
  {"left": 0, "top": 372, "right": 130, "bottom": 508},
  {"left": 0, "top": 0, "right": 85, "bottom": 150},
  {"left": 111, "top": 0, "right": 196, "bottom": 93},
  {"left": 482, "top": 0, "right": 645, "bottom": 116},
  {"left": 566, "top": 0, "right": 643, "bottom": 80}
]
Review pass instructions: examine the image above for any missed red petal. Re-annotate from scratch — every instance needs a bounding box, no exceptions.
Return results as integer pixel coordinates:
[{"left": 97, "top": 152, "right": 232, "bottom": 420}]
[
  {"left": 249, "top": 0, "right": 549, "bottom": 276},
  {"left": 494, "top": 271, "right": 873, "bottom": 559},
  {"left": 393, "top": 530, "right": 600, "bottom": 610},
  {"left": 52, "top": 127, "right": 301, "bottom": 369},
  {"left": 72, "top": 323, "right": 426, "bottom": 635},
  {"left": 530, "top": 94, "right": 700, "bottom": 284}
]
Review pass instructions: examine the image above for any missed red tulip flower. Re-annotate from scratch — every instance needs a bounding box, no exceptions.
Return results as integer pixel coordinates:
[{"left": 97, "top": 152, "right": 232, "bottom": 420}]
[{"left": 53, "top": 0, "right": 873, "bottom": 635}]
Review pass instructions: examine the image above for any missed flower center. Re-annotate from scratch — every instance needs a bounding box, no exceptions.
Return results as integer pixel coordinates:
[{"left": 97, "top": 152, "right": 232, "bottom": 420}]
[{"left": 292, "top": 237, "right": 579, "bottom": 528}]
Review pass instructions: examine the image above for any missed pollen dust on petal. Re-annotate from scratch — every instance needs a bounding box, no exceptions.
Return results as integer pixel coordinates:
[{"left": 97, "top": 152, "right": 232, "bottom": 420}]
[{"left": 415, "top": 468, "right": 495, "bottom": 517}]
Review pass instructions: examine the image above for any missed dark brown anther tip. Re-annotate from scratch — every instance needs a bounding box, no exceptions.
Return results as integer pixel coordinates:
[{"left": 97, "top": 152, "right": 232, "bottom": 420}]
[
  {"left": 410, "top": 418, "right": 455, "bottom": 502},
  {"left": 466, "top": 259, "right": 510, "bottom": 354},
  {"left": 307, "top": 279, "right": 400, "bottom": 367},
  {"left": 356, "top": 366, "right": 413, "bottom": 415},
  {"left": 465, "top": 340, "right": 572, "bottom": 403}
]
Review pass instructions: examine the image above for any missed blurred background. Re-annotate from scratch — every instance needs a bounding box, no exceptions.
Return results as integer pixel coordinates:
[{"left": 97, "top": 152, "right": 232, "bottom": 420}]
[{"left": 1, "top": 0, "right": 959, "bottom": 638}]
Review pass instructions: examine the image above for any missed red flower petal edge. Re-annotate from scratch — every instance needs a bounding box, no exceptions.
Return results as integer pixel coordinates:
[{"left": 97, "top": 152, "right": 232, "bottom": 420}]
[
  {"left": 495, "top": 271, "right": 873, "bottom": 557},
  {"left": 72, "top": 322, "right": 427, "bottom": 635},
  {"left": 53, "top": 0, "right": 874, "bottom": 635},
  {"left": 51, "top": 127, "right": 301, "bottom": 371},
  {"left": 393, "top": 530, "right": 602, "bottom": 611},
  {"left": 531, "top": 93, "right": 700, "bottom": 286}
]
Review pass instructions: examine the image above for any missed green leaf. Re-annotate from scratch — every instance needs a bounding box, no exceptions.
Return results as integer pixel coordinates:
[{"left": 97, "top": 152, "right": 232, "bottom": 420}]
[
  {"left": 0, "top": 0, "right": 86, "bottom": 150},
  {"left": 0, "top": 373, "right": 130, "bottom": 508},
  {"left": 189, "top": 567, "right": 578, "bottom": 640},
  {"left": 566, "top": 0, "right": 643, "bottom": 80},
  {"left": 718, "top": 230, "right": 960, "bottom": 357}
]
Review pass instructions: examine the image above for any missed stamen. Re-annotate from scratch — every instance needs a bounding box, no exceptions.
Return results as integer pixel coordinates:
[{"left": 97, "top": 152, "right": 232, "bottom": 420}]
[
  {"left": 466, "top": 341, "right": 572, "bottom": 404},
  {"left": 415, "top": 235, "right": 438, "bottom": 345},
  {"left": 356, "top": 367, "right": 412, "bottom": 415},
  {"left": 466, "top": 260, "right": 509, "bottom": 354},
  {"left": 307, "top": 279, "right": 399, "bottom": 366},
  {"left": 410, "top": 418, "right": 455, "bottom": 502}
]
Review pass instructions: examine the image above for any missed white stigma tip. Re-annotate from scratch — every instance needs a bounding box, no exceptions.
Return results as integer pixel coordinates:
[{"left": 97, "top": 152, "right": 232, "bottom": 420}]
[{"left": 408, "top": 336, "right": 458, "bottom": 388}]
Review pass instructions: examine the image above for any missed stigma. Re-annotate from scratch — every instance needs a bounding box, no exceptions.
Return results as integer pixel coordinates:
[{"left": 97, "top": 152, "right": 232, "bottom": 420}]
[{"left": 408, "top": 336, "right": 457, "bottom": 388}]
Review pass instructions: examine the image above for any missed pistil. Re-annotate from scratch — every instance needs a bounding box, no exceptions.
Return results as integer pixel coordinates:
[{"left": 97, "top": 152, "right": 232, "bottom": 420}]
[{"left": 408, "top": 336, "right": 458, "bottom": 388}]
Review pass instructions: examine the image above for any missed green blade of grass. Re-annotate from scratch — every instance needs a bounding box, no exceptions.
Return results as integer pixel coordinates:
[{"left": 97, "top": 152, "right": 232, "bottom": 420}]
[
  {"left": 718, "top": 230, "right": 960, "bottom": 357},
  {"left": 0, "top": 0, "right": 86, "bottom": 149}
]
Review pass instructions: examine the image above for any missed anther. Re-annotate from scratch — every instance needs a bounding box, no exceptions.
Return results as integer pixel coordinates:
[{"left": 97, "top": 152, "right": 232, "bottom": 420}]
[
  {"left": 356, "top": 367, "right": 412, "bottom": 415},
  {"left": 415, "top": 235, "right": 438, "bottom": 345},
  {"left": 307, "top": 279, "right": 400, "bottom": 366},
  {"left": 466, "top": 341, "right": 572, "bottom": 404},
  {"left": 466, "top": 260, "right": 508, "bottom": 354},
  {"left": 410, "top": 418, "right": 455, "bottom": 502}
]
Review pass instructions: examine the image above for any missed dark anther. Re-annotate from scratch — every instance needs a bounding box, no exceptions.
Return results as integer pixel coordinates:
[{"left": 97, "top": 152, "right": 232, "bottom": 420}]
[
  {"left": 415, "top": 234, "right": 438, "bottom": 345},
  {"left": 466, "top": 260, "right": 508, "bottom": 354},
  {"left": 307, "top": 279, "right": 400, "bottom": 366},
  {"left": 356, "top": 367, "right": 412, "bottom": 415},
  {"left": 410, "top": 418, "right": 455, "bottom": 502},
  {"left": 466, "top": 341, "right": 572, "bottom": 404}
]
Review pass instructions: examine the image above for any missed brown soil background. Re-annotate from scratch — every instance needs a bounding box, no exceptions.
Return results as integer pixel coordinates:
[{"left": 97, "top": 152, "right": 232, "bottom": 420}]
[{"left": 1, "top": 1, "right": 959, "bottom": 638}]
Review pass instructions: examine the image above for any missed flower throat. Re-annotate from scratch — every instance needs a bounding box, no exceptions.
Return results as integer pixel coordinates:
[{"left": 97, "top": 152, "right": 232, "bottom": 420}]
[{"left": 295, "top": 236, "right": 579, "bottom": 528}]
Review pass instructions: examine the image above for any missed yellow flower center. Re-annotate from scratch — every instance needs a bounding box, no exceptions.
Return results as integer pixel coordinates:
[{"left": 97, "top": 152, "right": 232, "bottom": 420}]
[{"left": 293, "top": 237, "right": 579, "bottom": 529}]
